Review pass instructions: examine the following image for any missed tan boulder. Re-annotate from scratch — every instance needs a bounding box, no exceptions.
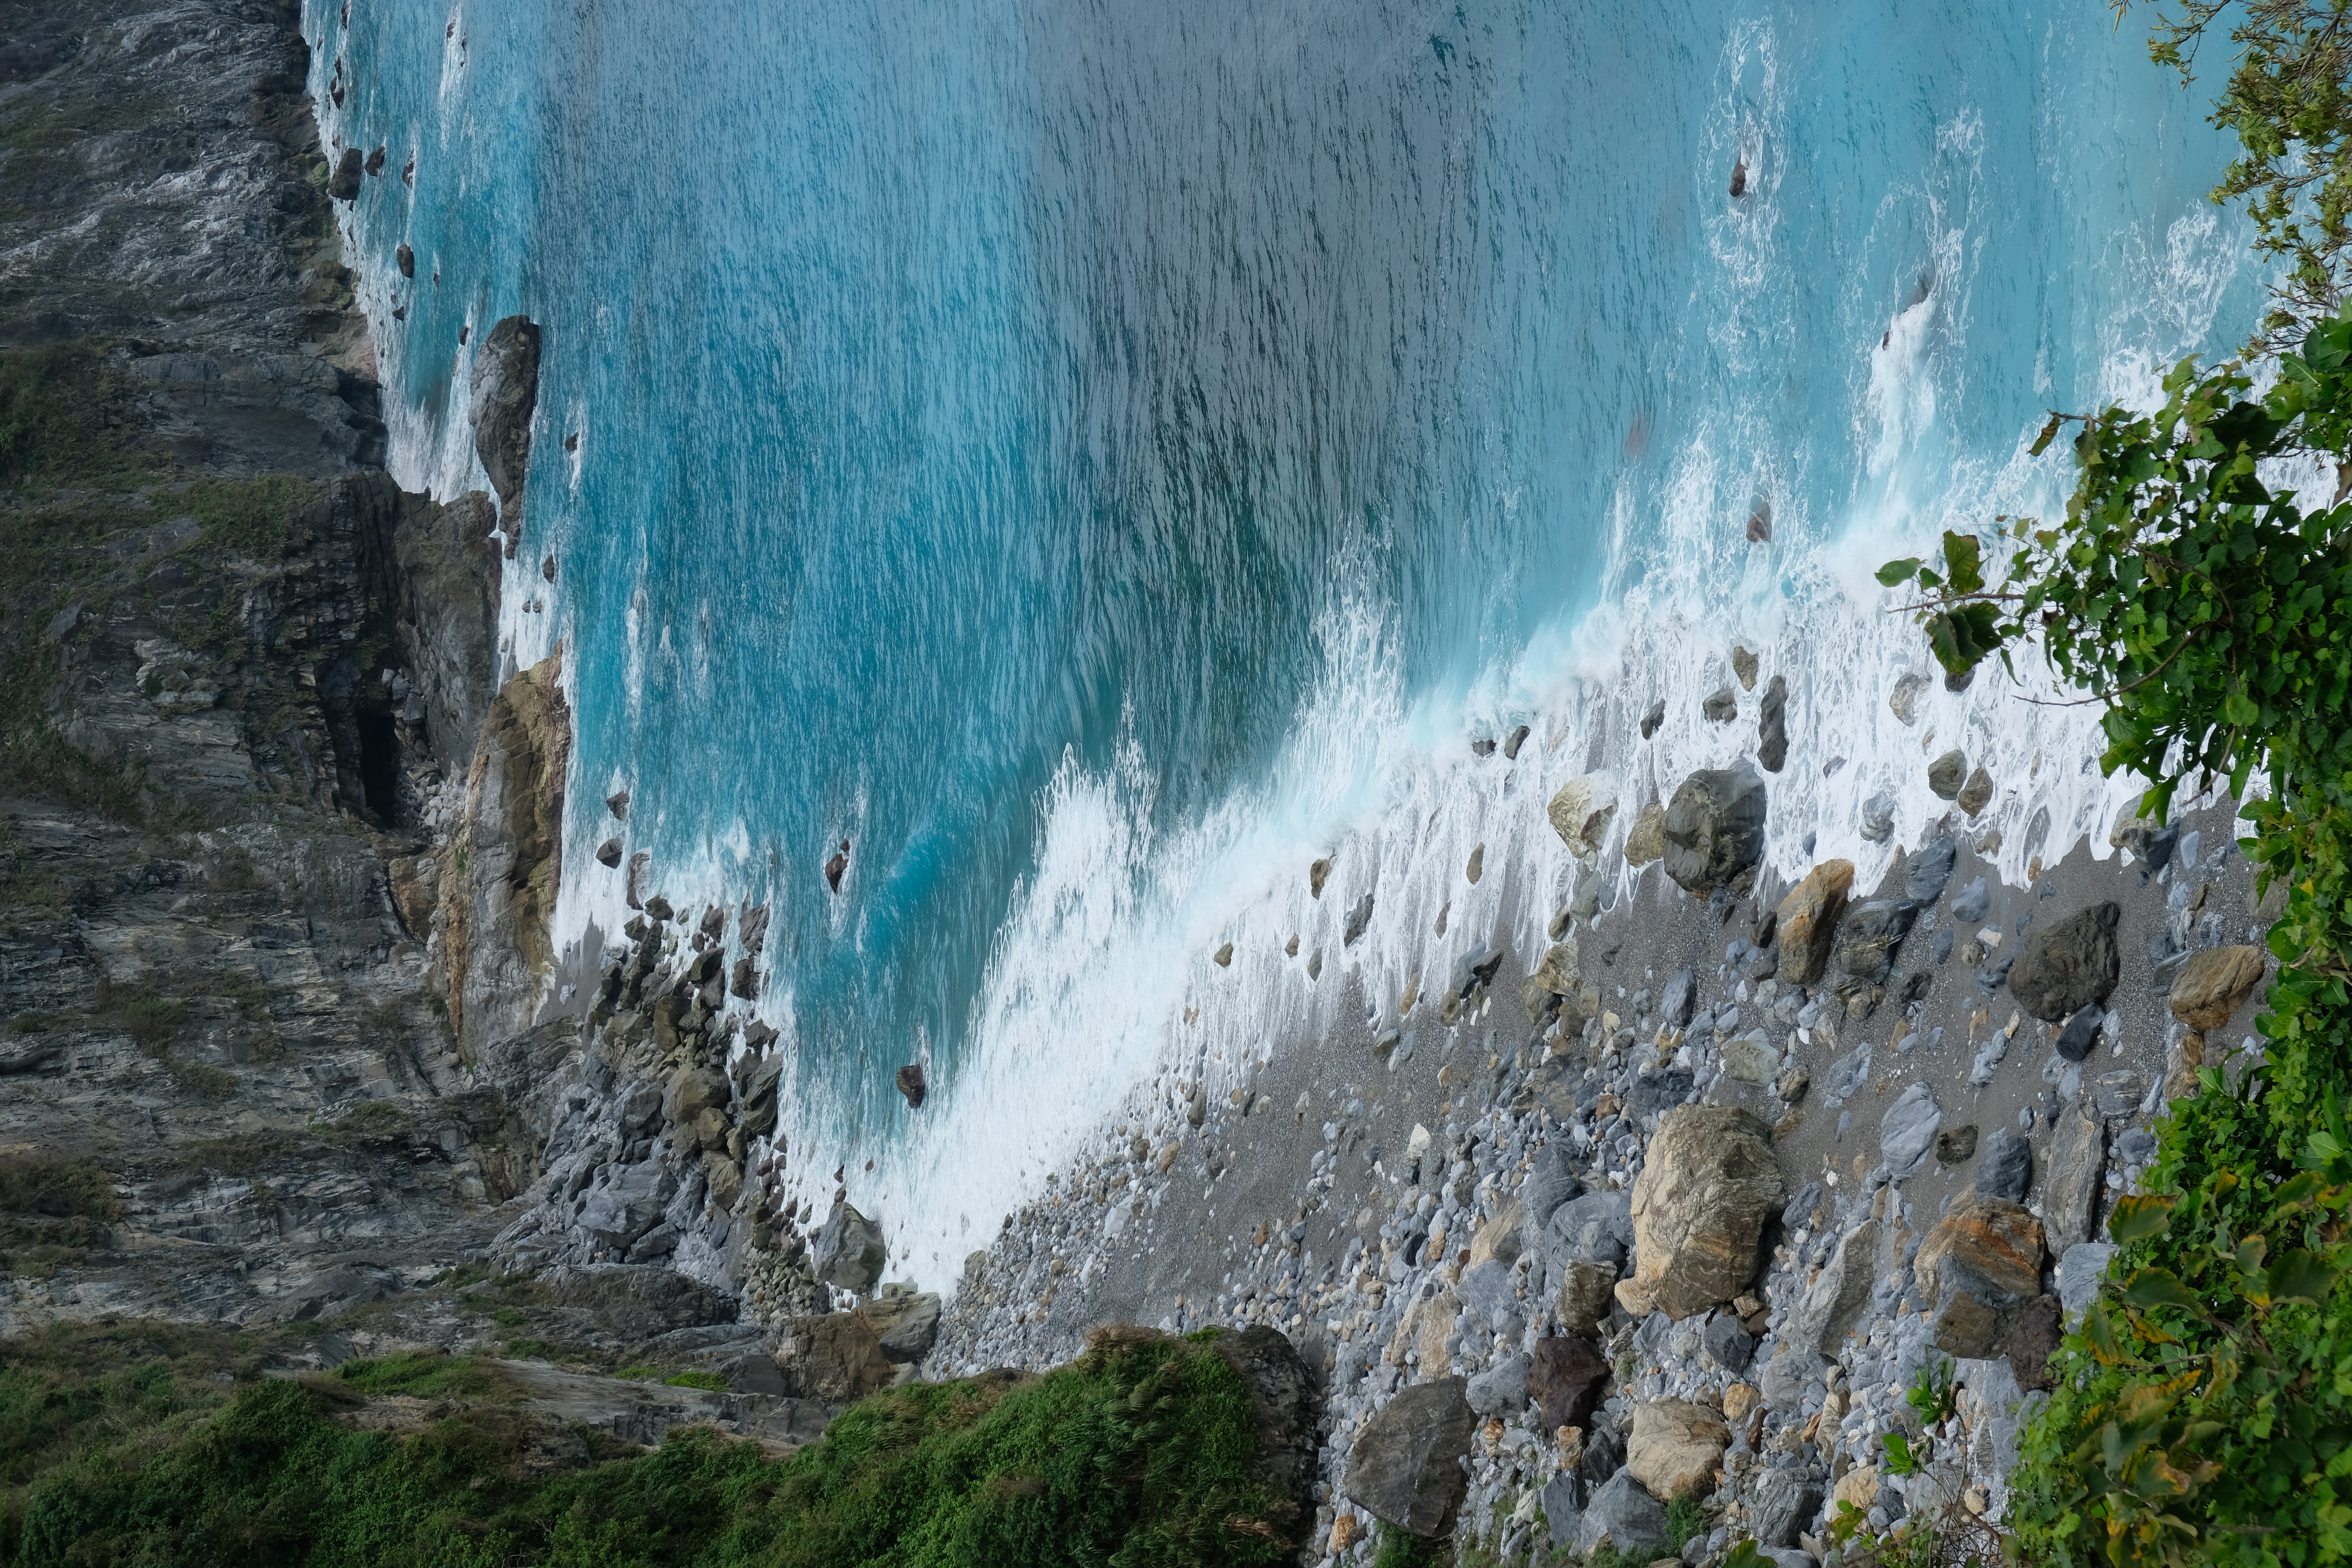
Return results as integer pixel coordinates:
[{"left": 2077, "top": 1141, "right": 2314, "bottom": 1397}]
[
  {"left": 2168, "top": 945, "right": 2267, "bottom": 1031},
  {"left": 1628, "top": 1398, "right": 1730, "bottom": 1499},
  {"left": 1722, "top": 1383, "right": 1759, "bottom": 1423},
  {"left": 1548, "top": 774, "right": 1619, "bottom": 858},
  {"left": 775, "top": 1312, "right": 895, "bottom": 1403},
  {"left": 1468, "top": 1199, "right": 1525, "bottom": 1269},
  {"left": 1387, "top": 1285, "right": 1460, "bottom": 1373},
  {"left": 1556, "top": 1260, "right": 1619, "bottom": 1336},
  {"left": 1624, "top": 802, "right": 1667, "bottom": 867},
  {"left": 1629, "top": 1106, "right": 1787, "bottom": 1319},
  {"left": 1833, "top": 1465, "right": 1880, "bottom": 1516},
  {"left": 1775, "top": 860, "right": 1855, "bottom": 986}
]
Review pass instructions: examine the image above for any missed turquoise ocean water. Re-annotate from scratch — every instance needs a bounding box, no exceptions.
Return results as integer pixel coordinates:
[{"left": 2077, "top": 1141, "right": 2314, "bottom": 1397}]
[{"left": 314, "top": 0, "right": 2259, "bottom": 1283}]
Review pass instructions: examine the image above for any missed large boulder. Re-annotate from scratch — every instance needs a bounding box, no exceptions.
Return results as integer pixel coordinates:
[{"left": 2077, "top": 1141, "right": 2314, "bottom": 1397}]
[
  {"left": 1628, "top": 1399, "right": 1730, "bottom": 1499},
  {"left": 858, "top": 1284, "right": 942, "bottom": 1362},
  {"left": 1627, "top": 1107, "right": 1785, "bottom": 1319},
  {"left": 1661, "top": 767, "right": 1768, "bottom": 894},
  {"left": 810, "top": 1200, "right": 887, "bottom": 1293},
  {"left": 1774, "top": 860, "right": 1854, "bottom": 986},
  {"left": 774, "top": 1312, "right": 896, "bottom": 1403},
  {"left": 1208, "top": 1327, "right": 1321, "bottom": 1526},
  {"left": 1531, "top": 939, "right": 1582, "bottom": 997},
  {"left": 2008, "top": 902, "right": 2122, "bottom": 1022},
  {"left": 468, "top": 314, "right": 543, "bottom": 523},
  {"left": 1528, "top": 1336, "right": 1610, "bottom": 1430},
  {"left": 1913, "top": 1195, "right": 2047, "bottom": 1358},
  {"left": 1548, "top": 775, "right": 1619, "bottom": 858},
  {"left": 2168, "top": 945, "right": 2267, "bottom": 1030},
  {"left": 1345, "top": 1378, "right": 1475, "bottom": 1537}
]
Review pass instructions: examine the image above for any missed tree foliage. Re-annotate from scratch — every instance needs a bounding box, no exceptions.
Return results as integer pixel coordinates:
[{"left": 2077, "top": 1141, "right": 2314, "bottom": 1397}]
[{"left": 1874, "top": 12, "right": 2352, "bottom": 1565}]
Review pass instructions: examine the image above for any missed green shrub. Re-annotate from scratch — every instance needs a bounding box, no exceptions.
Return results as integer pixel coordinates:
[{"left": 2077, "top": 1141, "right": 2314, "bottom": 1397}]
[{"left": 2, "top": 1324, "right": 1300, "bottom": 1568}]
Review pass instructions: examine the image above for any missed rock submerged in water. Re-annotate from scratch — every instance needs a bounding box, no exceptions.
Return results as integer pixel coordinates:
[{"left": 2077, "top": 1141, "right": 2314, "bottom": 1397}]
[
  {"left": 1661, "top": 766, "right": 1766, "bottom": 895},
  {"left": 1958, "top": 764, "right": 1994, "bottom": 818},
  {"left": 594, "top": 837, "right": 622, "bottom": 868},
  {"left": 1343, "top": 892, "right": 1375, "bottom": 946},
  {"left": 895, "top": 1063, "right": 926, "bottom": 1109},
  {"left": 396, "top": 241, "right": 415, "bottom": 278},
  {"left": 1503, "top": 723, "right": 1531, "bottom": 759},
  {"left": 824, "top": 838, "right": 849, "bottom": 892},
  {"left": 1623, "top": 800, "right": 1666, "bottom": 866},
  {"left": 467, "top": 315, "right": 542, "bottom": 525},
  {"left": 1927, "top": 748, "right": 1967, "bottom": 800},
  {"left": 1702, "top": 686, "right": 1738, "bottom": 721},
  {"left": 328, "top": 146, "right": 363, "bottom": 200},
  {"left": 1757, "top": 673, "right": 1788, "bottom": 772},
  {"left": 1547, "top": 773, "right": 1618, "bottom": 858}
]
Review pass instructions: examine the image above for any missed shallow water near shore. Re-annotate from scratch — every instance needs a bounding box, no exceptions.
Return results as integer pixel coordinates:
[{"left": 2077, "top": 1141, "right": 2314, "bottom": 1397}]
[{"left": 315, "top": 0, "right": 2267, "bottom": 1286}]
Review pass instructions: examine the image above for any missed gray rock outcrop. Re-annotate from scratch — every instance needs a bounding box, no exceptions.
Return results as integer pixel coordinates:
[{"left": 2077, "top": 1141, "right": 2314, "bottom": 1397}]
[
  {"left": 1345, "top": 1377, "right": 1475, "bottom": 1537},
  {"left": 469, "top": 314, "right": 543, "bottom": 526}
]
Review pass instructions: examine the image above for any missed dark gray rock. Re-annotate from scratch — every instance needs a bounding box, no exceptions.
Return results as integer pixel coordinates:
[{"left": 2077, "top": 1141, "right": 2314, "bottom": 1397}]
[
  {"left": 810, "top": 1199, "right": 887, "bottom": 1292},
  {"left": 1661, "top": 967, "right": 1697, "bottom": 1028},
  {"left": 1860, "top": 791, "right": 1896, "bottom": 843},
  {"left": 1209, "top": 1326, "right": 1320, "bottom": 1528},
  {"left": 1835, "top": 899, "right": 1917, "bottom": 982},
  {"left": 329, "top": 145, "right": 363, "bottom": 200},
  {"left": 2055, "top": 1004, "right": 2105, "bottom": 1062},
  {"left": 1758, "top": 675, "right": 1788, "bottom": 773},
  {"left": 1880, "top": 1082, "right": 1940, "bottom": 1177},
  {"left": 1528, "top": 1335, "right": 1610, "bottom": 1430},
  {"left": 1630, "top": 1065, "right": 1697, "bottom": 1121},
  {"left": 1344, "top": 1377, "right": 1475, "bottom": 1537},
  {"left": 1951, "top": 877, "right": 1989, "bottom": 922},
  {"left": 1703, "top": 687, "right": 1739, "bottom": 721},
  {"left": 1545, "top": 1190, "right": 1633, "bottom": 1268},
  {"left": 1641, "top": 699, "right": 1667, "bottom": 739},
  {"left": 1906, "top": 837, "right": 1957, "bottom": 906},
  {"left": 1702, "top": 1311, "right": 1754, "bottom": 1373},
  {"left": 2009, "top": 902, "right": 2122, "bottom": 1022},
  {"left": 1662, "top": 767, "right": 1768, "bottom": 895},
  {"left": 396, "top": 241, "right": 415, "bottom": 278},
  {"left": 1975, "top": 1126, "right": 2031, "bottom": 1201},
  {"left": 1927, "top": 750, "right": 1967, "bottom": 800},
  {"left": 1345, "top": 892, "right": 1375, "bottom": 946},
  {"left": 1577, "top": 1468, "right": 1668, "bottom": 1554},
  {"left": 1748, "top": 1470, "right": 1824, "bottom": 1548},
  {"left": 469, "top": 315, "right": 543, "bottom": 523}
]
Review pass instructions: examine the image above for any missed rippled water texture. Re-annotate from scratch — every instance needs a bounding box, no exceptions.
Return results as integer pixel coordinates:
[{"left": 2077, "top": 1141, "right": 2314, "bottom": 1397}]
[{"left": 316, "top": 0, "right": 2257, "bottom": 1281}]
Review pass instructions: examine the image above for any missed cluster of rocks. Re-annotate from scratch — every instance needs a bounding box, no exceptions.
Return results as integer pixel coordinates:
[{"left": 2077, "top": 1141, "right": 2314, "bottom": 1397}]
[{"left": 928, "top": 660, "right": 2271, "bottom": 1565}]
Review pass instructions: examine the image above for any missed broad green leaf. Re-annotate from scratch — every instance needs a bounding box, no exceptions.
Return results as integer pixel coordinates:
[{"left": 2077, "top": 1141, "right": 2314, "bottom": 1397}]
[
  {"left": 2109, "top": 1195, "right": 2176, "bottom": 1245},
  {"left": 1943, "top": 530, "right": 1986, "bottom": 596},
  {"left": 2267, "top": 1248, "right": 2342, "bottom": 1305},
  {"left": 2120, "top": 1269, "right": 2203, "bottom": 1313},
  {"left": 1875, "top": 558, "right": 1922, "bottom": 588},
  {"left": 2031, "top": 413, "right": 2065, "bottom": 456}
]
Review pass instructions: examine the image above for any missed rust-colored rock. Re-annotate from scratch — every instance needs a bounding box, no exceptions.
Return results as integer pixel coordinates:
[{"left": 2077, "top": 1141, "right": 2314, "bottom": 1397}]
[
  {"left": 1528, "top": 1336, "right": 1610, "bottom": 1431},
  {"left": 1774, "top": 860, "right": 1855, "bottom": 986}
]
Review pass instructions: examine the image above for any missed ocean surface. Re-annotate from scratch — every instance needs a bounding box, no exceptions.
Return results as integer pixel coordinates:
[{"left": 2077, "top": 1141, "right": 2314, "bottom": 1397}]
[{"left": 312, "top": 0, "right": 2262, "bottom": 1286}]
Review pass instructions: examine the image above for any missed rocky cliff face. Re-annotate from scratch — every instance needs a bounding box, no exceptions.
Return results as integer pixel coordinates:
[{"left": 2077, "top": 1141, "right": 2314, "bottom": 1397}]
[{"left": 0, "top": 0, "right": 583, "bottom": 1337}]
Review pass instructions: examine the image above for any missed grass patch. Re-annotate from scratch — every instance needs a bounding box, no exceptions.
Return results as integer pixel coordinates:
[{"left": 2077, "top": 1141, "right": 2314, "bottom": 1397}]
[
  {"left": 5, "top": 1323, "right": 1301, "bottom": 1567},
  {"left": 331, "top": 1351, "right": 512, "bottom": 1403},
  {"left": 0, "top": 1158, "right": 122, "bottom": 1225},
  {"left": 0, "top": 341, "right": 165, "bottom": 488},
  {"left": 183, "top": 475, "right": 319, "bottom": 559}
]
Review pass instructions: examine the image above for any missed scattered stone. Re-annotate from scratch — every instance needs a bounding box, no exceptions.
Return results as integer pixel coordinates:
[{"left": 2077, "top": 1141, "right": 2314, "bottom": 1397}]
[
  {"left": 1465, "top": 844, "right": 1485, "bottom": 884},
  {"left": 2168, "top": 945, "right": 2266, "bottom": 1030},
  {"left": 1625, "top": 802, "right": 1667, "bottom": 866},
  {"left": 1640, "top": 699, "right": 1667, "bottom": 740},
  {"left": 1928, "top": 750, "right": 1967, "bottom": 800},
  {"left": 1549, "top": 775, "right": 1620, "bottom": 858},
  {"left": 1629, "top": 1399, "right": 1729, "bottom": 1500},
  {"left": 1344, "top": 1378, "right": 1475, "bottom": 1537},
  {"left": 1935, "top": 1124, "right": 1978, "bottom": 1164},
  {"left": 1213, "top": 942, "right": 1234, "bottom": 967},
  {"left": 1759, "top": 677, "right": 1788, "bottom": 771},
  {"left": 2054, "top": 1004, "right": 2104, "bottom": 1062},
  {"left": 1746, "top": 499, "right": 1771, "bottom": 541},
  {"left": 328, "top": 145, "right": 362, "bottom": 200},
  {"left": 2042, "top": 1099, "right": 2106, "bottom": 1251},
  {"left": 1533, "top": 940, "right": 1581, "bottom": 997},
  {"left": 1468, "top": 1352, "right": 1532, "bottom": 1415},
  {"left": 859, "top": 1285, "right": 944, "bottom": 1362},
  {"left": 1311, "top": 856, "right": 1333, "bottom": 898},
  {"left": 1660, "top": 968, "right": 1697, "bottom": 1029},
  {"left": 1731, "top": 646, "right": 1760, "bottom": 691},
  {"left": 607, "top": 790, "right": 630, "bottom": 820},
  {"left": 1794, "top": 1220, "right": 1880, "bottom": 1356},
  {"left": 1720, "top": 1034, "right": 1779, "bottom": 1087},
  {"left": 396, "top": 241, "right": 414, "bottom": 277},
  {"left": 1702, "top": 1312, "right": 1755, "bottom": 1373},
  {"left": 595, "top": 837, "right": 622, "bottom": 868},
  {"left": 1661, "top": 767, "right": 1768, "bottom": 895},
  {"left": 1775, "top": 860, "right": 1854, "bottom": 985},
  {"left": 1974, "top": 1126, "right": 2031, "bottom": 1201},
  {"left": 2092, "top": 1069, "right": 2145, "bottom": 1120},
  {"left": 1835, "top": 898, "right": 1916, "bottom": 983},
  {"left": 1628, "top": 1106, "right": 1784, "bottom": 1319},
  {"left": 2008, "top": 902, "right": 2122, "bottom": 1022},
  {"left": 1345, "top": 893, "right": 1375, "bottom": 946},
  {"left": 1906, "top": 836, "right": 1958, "bottom": 906},
  {"left": 1504, "top": 724, "right": 1532, "bottom": 760},
  {"left": 824, "top": 838, "right": 850, "bottom": 892},
  {"left": 1529, "top": 1336, "right": 1610, "bottom": 1430},
  {"left": 1889, "top": 673, "right": 1929, "bottom": 726},
  {"left": 1555, "top": 1260, "right": 1619, "bottom": 1337},
  {"left": 1958, "top": 765, "right": 1994, "bottom": 817},
  {"left": 895, "top": 1064, "right": 926, "bottom": 1109},
  {"left": 1859, "top": 791, "right": 1896, "bottom": 844},
  {"left": 1879, "top": 1082, "right": 1941, "bottom": 1178},
  {"left": 1748, "top": 1470, "right": 1824, "bottom": 1548},
  {"left": 1702, "top": 688, "right": 1739, "bottom": 722}
]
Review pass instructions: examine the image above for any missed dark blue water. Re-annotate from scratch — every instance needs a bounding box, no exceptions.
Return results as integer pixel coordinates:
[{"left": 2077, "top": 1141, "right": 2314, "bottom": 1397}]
[{"left": 316, "top": 0, "right": 2255, "bottom": 1280}]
